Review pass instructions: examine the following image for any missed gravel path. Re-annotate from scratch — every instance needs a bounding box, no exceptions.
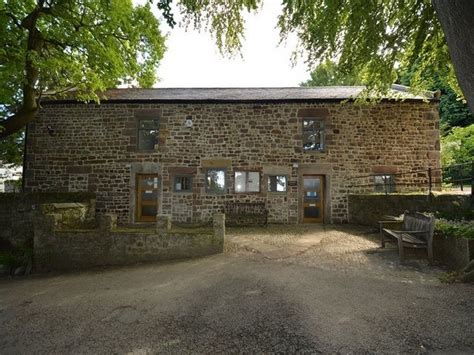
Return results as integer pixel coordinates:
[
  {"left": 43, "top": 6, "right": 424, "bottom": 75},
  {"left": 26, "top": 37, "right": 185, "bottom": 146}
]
[{"left": 0, "top": 225, "right": 473, "bottom": 353}]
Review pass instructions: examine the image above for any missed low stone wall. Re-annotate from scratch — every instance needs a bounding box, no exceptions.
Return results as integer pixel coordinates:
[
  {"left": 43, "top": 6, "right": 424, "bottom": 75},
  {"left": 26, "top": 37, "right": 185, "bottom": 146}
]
[
  {"left": 0, "top": 192, "right": 96, "bottom": 248},
  {"left": 33, "top": 213, "right": 225, "bottom": 271},
  {"left": 348, "top": 194, "right": 472, "bottom": 226},
  {"left": 433, "top": 233, "right": 474, "bottom": 270}
]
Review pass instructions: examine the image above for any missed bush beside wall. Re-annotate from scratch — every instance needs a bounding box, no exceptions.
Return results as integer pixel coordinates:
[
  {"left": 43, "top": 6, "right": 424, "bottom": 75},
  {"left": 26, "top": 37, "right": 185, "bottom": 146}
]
[{"left": 348, "top": 194, "right": 472, "bottom": 226}]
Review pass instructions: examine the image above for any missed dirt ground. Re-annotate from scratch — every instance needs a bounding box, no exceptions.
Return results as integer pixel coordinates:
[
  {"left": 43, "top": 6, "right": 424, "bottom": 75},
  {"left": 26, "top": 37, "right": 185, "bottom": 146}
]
[{"left": 0, "top": 224, "right": 473, "bottom": 353}]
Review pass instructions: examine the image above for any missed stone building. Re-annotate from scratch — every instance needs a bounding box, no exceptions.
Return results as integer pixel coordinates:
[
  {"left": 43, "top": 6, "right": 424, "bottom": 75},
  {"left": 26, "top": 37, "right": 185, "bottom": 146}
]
[{"left": 23, "top": 86, "right": 440, "bottom": 224}]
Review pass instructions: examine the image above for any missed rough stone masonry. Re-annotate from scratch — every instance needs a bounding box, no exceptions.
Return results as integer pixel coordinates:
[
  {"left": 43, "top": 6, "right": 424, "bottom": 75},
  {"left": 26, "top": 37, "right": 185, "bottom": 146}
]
[{"left": 23, "top": 88, "right": 440, "bottom": 225}]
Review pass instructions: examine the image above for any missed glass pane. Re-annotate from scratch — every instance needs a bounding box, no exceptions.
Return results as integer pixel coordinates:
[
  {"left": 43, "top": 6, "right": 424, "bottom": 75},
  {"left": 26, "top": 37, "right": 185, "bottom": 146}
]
[
  {"left": 140, "top": 177, "right": 158, "bottom": 188},
  {"left": 139, "top": 119, "right": 159, "bottom": 129},
  {"left": 374, "top": 175, "right": 395, "bottom": 192},
  {"left": 141, "top": 190, "right": 157, "bottom": 200},
  {"left": 138, "top": 130, "right": 158, "bottom": 150},
  {"left": 175, "top": 176, "right": 192, "bottom": 191},
  {"left": 247, "top": 172, "right": 260, "bottom": 192},
  {"left": 305, "top": 191, "right": 320, "bottom": 202},
  {"left": 141, "top": 205, "right": 157, "bottom": 217},
  {"left": 235, "top": 171, "right": 246, "bottom": 192},
  {"left": 304, "top": 206, "right": 320, "bottom": 218},
  {"left": 303, "top": 119, "right": 324, "bottom": 151},
  {"left": 207, "top": 169, "right": 226, "bottom": 193},
  {"left": 304, "top": 177, "right": 320, "bottom": 190},
  {"left": 268, "top": 175, "right": 287, "bottom": 192}
]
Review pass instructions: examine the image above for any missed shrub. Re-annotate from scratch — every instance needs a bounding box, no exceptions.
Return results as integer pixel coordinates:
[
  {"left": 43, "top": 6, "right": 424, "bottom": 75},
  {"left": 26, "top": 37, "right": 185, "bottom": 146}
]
[{"left": 435, "top": 219, "right": 474, "bottom": 240}]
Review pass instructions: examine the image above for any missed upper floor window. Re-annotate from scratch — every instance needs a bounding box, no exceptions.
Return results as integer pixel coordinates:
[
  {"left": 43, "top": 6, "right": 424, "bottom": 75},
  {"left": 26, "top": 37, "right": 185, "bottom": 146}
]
[
  {"left": 303, "top": 118, "right": 324, "bottom": 152},
  {"left": 268, "top": 175, "right": 287, "bottom": 192},
  {"left": 235, "top": 171, "right": 260, "bottom": 193},
  {"left": 206, "top": 168, "right": 226, "bottom": 193},
  {"left": 138, "top": 119, "right": 159, "bottom": 151},
  {"left": 374, "top": 174, "right": 395, "bottom": 193}
]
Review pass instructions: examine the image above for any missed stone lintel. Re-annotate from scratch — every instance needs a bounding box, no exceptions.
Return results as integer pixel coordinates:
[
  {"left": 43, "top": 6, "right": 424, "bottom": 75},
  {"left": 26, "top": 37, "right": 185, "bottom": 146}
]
[
  {"left": 262, "top": 166, "right": 292, "bottom": 176},
  {"left": 134, "top": 109, "right": 162, "bottom": 118},
  {"left": 168, "top": 167, "right": 197, "bottom": 175},
  {"left": 297, "top": 108, "right": 330, "bottom": 117},
  {"left": 201, "top": 158, "right": 232, "bottom": 168},
  {"left": 372, "top": 166, "right": 398, "bottom": 174}
]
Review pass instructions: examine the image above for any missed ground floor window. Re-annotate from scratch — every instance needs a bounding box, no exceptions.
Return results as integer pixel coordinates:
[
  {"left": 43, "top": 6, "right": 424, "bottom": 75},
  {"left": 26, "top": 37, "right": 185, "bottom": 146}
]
[
  {"left": 206, "top": 168, "right": 226, "bottom": 193},
  {"left": 235, "top": 171, "right": 260, "bottom": 193},
  {"left": 268, "top": 175, "right": 287, "bottom": 192},
  {"left": 374, "top": 174, "right": 395, "bottom": 193},
  {"left": 174, "top": 175, "right": 192, "bottom": 192}
]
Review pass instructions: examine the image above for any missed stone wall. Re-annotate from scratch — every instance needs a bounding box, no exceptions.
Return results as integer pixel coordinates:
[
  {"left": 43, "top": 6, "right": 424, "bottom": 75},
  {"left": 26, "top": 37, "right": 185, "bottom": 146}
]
[
  {"left": 348, "top": 194, "right": 472, "bottom": 226},
  {"left": 25, "top": 101, "right": 440, "bottom": 224},
  {"left": 33, "top": 212, "right": 225, "bottom": 271},
  {"left": 0, "top": 192, "right": 95, "bottom": 248},
  {"left": 433, "top": 233, "right": 474, "bottom": 270}
]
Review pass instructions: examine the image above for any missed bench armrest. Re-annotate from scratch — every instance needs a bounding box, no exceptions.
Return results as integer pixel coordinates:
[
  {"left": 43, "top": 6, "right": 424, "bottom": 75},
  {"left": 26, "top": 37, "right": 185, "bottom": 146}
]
[
  {"left": 378, "top": 220, "right": 403, "bottom": 224},
  {"left": 401, "top": 230, "right": 429, "bottom": 234}
]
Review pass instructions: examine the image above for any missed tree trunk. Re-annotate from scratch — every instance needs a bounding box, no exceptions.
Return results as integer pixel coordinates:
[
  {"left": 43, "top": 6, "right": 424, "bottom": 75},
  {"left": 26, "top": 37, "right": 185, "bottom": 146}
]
[
  {"left": 1, "top": 3, "right": 44, "bottom": 139},
  {"left": 432, "top": 0, "right": 474, "bottom": 113},
  {"left": 0, "top": 108, "right": 39, "bottom": 139}
]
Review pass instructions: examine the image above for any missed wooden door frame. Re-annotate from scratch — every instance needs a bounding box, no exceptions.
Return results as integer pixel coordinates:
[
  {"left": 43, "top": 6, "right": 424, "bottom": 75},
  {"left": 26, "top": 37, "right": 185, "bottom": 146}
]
[
  {"left": 136, "top": 173, "right": 159, "bottom": 222},
  {"left": 301, "top": 174, "right": 325, "bottom": 223}
]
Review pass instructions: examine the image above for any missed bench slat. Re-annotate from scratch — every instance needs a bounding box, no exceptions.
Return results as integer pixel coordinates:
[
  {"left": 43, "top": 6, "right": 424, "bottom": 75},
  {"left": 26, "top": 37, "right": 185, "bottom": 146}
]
[{"left": 382, "top": 228, "right": 427, "bottom": 245}]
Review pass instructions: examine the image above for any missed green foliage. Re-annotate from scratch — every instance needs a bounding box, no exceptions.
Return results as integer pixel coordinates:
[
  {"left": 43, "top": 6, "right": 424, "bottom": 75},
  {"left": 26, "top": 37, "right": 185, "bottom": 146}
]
[
  {"left": 171, "top": 0, "right": 261, "bottom": 54},
  {"left": 1, "top": 0, "right": 166, "bottom": 129},
  {"left": 0, "top": 129, "right": 24, "bottom": 167},
  {"left": 280, "top": 0, "right": 454, "bottom": 96},
  {"left": 0, "top": 239, "right": 33, "bottom": 269},
  {"left": 4, "top": 179, "right": 22, "bottom": 192},
  {"left": 399, "top": 61, "right": 473, "bottom": 134},
  {"left": 167, "top": 0, "right": 459, "bottom": 99},
  {"left": 441, "top": 124, "right": 474, "bottom": 167},
  {"left": 300, "top": 60, "right": 362, "bottom": 87},
  {"left": 435, "top": 219, "right": 474, "bottom": 240},
  {"left": 438, "top": 271, "right": 461, "bottom": 283}
]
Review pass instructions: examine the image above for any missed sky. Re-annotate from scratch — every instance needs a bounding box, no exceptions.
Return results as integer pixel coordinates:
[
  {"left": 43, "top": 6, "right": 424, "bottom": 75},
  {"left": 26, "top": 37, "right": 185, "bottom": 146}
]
[{"left": 151, "top": 2, "right": 311, "bottom": 88}]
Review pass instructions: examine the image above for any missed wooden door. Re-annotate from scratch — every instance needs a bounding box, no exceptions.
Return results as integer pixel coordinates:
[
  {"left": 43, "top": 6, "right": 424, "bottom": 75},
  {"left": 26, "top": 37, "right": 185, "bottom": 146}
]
[
  {"left": 303, "top": 175, "right": 324, "bottom": 223},
  {"left": 136, "top": 174, "right": 159, "bottom": 222}
]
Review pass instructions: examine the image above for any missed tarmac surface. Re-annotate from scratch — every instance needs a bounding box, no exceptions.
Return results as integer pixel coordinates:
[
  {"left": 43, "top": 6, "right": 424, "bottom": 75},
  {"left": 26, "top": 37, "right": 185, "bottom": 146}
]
[{"left": 1, "top": 225, "right": 473, "bottom": 353}]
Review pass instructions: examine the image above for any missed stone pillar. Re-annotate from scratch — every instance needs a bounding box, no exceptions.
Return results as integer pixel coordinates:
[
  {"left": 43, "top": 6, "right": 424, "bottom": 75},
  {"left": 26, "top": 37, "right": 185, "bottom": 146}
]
[
  {"left": 156, "top": 214, "right": 172, "bottom": 232},
  {"left": 213, "top": 213, "right": 225, "bottom": 240},
  {"left": 100, "top": 213, "right": 117, "bottom": 231}
]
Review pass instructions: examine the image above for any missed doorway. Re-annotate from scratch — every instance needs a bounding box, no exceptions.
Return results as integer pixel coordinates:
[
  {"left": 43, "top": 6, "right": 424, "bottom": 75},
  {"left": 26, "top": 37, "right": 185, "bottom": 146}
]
[
  {"left": 136, "top": 174, "right": 159, "bottom": 222},
  {"left": 303, "top": 175, "right": 324, "bottom": 223}
]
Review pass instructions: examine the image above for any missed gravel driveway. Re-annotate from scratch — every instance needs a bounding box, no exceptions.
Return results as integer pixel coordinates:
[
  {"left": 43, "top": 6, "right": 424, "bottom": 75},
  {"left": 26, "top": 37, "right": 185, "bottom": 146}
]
[{"left": 0, "top": 224, "right": 473, "bottom": 353}]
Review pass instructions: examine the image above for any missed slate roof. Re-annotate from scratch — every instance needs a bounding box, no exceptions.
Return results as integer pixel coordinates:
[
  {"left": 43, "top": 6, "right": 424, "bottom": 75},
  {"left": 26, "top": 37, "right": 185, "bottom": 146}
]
[{"left": 44, "top": 85, "right": 437, "bottom": 104}]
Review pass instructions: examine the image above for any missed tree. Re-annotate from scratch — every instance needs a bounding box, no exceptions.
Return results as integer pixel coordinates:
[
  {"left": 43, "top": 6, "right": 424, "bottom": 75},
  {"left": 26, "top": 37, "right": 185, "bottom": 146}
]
[
  {"left": 162, "top": 0, "right": 472, "bottom": 109},
  {"left": 0, "top": 130, "right": 24, "bottom": 167},
  {"left": 398, "top": 60, "right": 473, "bottom": 134},
  {"left": 432, "top": 1, "right": 474, "bottom": 113},
  {"left": 441, "top": 124, "right": 474, "bottom": 182},
  {"left": 300, "top": 60, "right": 362, "bottom": 87},
  {"left": 0, "top": 0, "right": 166, "bottom": 138}
]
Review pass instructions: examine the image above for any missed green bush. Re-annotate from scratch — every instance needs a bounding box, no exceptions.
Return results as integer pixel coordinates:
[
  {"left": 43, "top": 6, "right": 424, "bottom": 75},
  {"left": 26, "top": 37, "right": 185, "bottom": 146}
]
[{"left": 435, "top": 219, "right": 474, "bottom": 240}]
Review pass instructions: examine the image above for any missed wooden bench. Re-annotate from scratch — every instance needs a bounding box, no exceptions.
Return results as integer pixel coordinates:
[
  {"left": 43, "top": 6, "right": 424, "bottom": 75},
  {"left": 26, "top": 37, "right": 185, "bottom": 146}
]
[
  {"left": 379, "top": 211, "right": 435, "bottom": 263},
  {"left": 223, "top": 202, "right": 268, "bottom": 226}
]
